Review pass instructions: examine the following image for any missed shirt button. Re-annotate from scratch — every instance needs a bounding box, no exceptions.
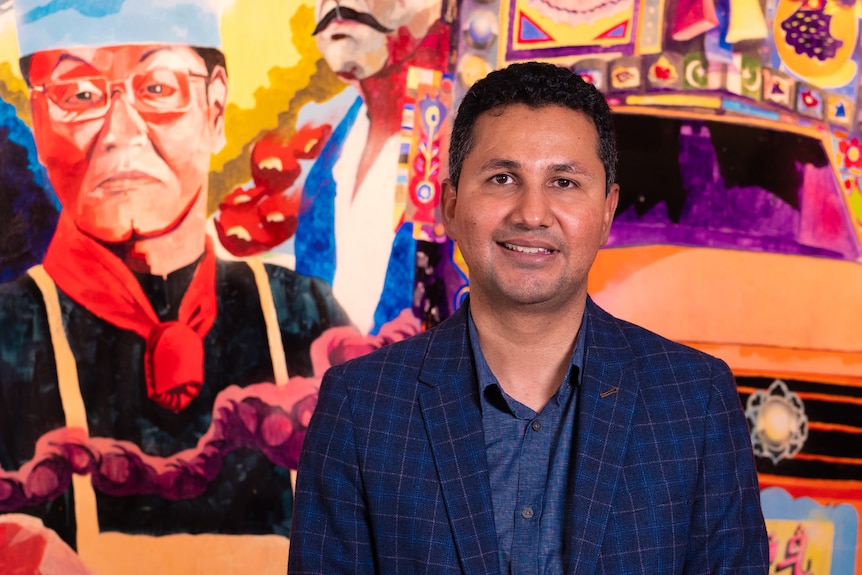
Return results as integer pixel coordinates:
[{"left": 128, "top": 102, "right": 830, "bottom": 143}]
[
  {"left": 531, "top": 420, "right": 542, "bottom": 432},
  {"left": 521, "top": 507, "right": 534, "bottom": 519}
]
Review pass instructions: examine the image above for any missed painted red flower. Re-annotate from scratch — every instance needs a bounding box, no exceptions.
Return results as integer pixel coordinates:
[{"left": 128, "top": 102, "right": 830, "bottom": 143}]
[
  {"left": 215, "top": 124, "right": 331, "bottom": 257},
  {"left": 839, "top": 137, "right": 862, "bottom": 169}
]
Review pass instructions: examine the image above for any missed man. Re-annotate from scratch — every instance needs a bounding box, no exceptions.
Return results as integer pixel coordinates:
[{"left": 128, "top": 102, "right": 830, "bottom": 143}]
[
  {"left": 294, "top": 0, "right": 449, "bottom": 334},
  {"left": 0, "top": 0, "right": 349, "bottom": 560},
  {"left": 289, "top": 62, "right": 769, "bottom": 573}
]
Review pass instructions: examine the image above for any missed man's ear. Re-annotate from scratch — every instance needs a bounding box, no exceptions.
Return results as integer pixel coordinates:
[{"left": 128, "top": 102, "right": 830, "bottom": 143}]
[
  {"left": 601, "top": 182, "right": 620, "bottom": 246},
  {"left": 206, "top": 66, "right": 228, "bottom": 152},
  {"left": 440, "top": 178, "right": 458, "bottom": 241}
]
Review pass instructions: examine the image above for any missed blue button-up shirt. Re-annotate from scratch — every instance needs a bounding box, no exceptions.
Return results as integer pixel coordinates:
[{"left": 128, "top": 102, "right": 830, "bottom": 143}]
[{"left": 469, "top": 312, "right": 586, "bottom": 575}]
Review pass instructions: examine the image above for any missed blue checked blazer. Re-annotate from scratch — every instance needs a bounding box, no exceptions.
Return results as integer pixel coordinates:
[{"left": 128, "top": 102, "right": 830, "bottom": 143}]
[{"left": 289, "top": 298, "right": 769, "bottom": 574}]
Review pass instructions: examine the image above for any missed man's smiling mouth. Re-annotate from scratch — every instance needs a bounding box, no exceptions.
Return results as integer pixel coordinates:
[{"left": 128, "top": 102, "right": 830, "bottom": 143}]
[{"left": 502, "top": 242, "right": 554, "bottom": 255}]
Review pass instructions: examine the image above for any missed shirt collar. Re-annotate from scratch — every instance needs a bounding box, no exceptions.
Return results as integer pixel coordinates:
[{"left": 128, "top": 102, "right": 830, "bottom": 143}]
[{"left": 468, "top": 305, "right": 587, "bottom": 409}]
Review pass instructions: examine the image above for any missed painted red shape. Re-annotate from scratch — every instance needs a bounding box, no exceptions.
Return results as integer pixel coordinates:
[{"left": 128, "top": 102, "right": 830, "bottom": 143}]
[{"left": 216, "top": 124, "right": 332, "bottom": 257}]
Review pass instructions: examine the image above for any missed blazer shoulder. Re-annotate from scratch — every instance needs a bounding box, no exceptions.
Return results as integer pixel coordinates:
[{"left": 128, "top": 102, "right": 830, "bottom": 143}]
[
  {"left": 587, "top": 298, "right": 731, "bottom": 379},
  {"left": 323, "top": 307, "right": 468, "bottom": 395},
  {"left": 328, "top": 325, "right": 436, "bottom": 379}
]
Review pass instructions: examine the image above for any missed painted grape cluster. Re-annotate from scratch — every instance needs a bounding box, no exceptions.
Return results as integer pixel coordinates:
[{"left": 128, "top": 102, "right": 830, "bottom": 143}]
[{"left": 780, "top": 5, "right": 843, "bottom": 61}]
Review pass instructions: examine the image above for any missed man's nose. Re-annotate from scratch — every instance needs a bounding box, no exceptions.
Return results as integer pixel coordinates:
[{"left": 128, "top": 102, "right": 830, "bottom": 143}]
[
  {"left": 98, "top": 90, "right": 149, "bottom": 150},
  {"left": 511, "top": 183, "right": 554, "bottom": 228}
]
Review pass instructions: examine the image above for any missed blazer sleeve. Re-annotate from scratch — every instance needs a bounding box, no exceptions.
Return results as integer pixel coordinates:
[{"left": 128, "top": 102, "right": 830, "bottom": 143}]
[
  {"left": 288, "top": 365, "right": 376, "bottom": 574},
  {"left": 685, "top": 359, "right": 769, "bottom": 573}
]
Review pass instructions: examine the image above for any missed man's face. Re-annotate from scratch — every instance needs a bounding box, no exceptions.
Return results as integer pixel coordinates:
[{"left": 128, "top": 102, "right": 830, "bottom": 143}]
[
  {"left": 28, "top": 44, "right": 226, "bottom": 243},
  {"left": 314, "top": 0, "right": 441, "bottom": 81},
  {"left": 442, "top": 104, "right": 619, "bottom": 310}
]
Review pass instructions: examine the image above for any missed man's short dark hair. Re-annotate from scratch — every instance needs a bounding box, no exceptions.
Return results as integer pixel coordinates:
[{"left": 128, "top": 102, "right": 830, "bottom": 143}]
[{"left": 448, "top": 61, "right": 617, "bottom": 194}]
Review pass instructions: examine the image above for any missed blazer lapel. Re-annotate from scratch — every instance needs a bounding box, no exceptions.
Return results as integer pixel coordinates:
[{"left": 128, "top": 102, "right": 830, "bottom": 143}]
[
  {"left": 565, "top": 299, "right": 639, "bottom": 573},
  {"left": 417, "top": 304, "right": 500, "bottom": 575}
]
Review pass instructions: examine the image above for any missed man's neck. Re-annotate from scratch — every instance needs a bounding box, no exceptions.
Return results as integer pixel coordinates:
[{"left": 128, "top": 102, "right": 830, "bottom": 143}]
[{"left": 470, "top": 294, "right": 586, "bottom": 412}]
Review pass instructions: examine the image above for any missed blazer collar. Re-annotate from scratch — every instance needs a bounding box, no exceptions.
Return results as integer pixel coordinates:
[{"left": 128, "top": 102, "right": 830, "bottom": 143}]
[
  {"left": 415, "top": 298, "right": 639, "bottom": 575},
  {"left": 416, "top": 302, "right": 499, "bottom": 575},
  {"left": 565, "top": 298, "right": 639, "bottom": 572}
]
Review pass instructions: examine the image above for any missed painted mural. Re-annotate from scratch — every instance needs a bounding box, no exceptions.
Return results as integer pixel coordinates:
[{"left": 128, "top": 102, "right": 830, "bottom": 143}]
[
  {"left": 0, "top": 0, "right": 860, "bottom": 573},
  {"left": 0, "top": 1, "right": 455, "bottom": 573}
]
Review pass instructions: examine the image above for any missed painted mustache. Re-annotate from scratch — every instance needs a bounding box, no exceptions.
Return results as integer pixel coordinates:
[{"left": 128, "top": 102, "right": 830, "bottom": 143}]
[{"left": 312, "top": 5, "right": 394, "bottom": 36}]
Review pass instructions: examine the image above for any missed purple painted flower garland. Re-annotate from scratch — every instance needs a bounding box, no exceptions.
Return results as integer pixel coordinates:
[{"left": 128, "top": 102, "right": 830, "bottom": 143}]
[{"left": 0, "top": 380, "right": 318, "bottom": 511}]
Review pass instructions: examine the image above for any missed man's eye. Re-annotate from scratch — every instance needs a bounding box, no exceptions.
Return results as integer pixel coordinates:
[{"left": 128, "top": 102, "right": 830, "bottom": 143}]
[
  {"left": 492, "top": 174, "right": 512, "bottom": 184},
  {"left": 556, "top": 178, "right": 576, "bottom": 188}
]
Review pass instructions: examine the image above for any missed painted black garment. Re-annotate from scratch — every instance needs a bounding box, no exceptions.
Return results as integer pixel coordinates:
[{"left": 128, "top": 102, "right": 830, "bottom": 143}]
[{"left": 0, "top": 259, "right": 350, "bottom": 547}]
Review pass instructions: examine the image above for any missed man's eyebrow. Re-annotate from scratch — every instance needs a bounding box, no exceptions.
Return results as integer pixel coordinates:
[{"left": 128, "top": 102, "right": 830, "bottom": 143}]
[
  {"left": 548, "top": 162, "right": 591, "bottom": 176},
  {"left": 479, "top": 158, "right": 593, "bottom": 176},
  {"left": 478, "top": 158, "right": 521, "bottom": 172}
]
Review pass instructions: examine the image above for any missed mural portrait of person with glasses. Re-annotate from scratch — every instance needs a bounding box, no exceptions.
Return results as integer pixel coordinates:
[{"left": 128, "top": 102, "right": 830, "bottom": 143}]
[{"left": 0, "top": 2, "right": 351, "bottom": 573}]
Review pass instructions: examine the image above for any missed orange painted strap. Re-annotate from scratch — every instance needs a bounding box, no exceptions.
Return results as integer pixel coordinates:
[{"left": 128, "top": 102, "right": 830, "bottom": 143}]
[
  {"left": 26, "top": 265, "right": 99, "bottom": 545},
  {"left": 247, "top": 258, "right": 290, "bottom": 386},
  {"left": 27, "top": 265, "right": 88, "bottom": 433}
]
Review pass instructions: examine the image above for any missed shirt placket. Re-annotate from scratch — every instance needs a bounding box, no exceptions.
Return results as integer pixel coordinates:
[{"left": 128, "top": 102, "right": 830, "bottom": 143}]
[{"left": 510, "top": 407, "right": 556, "bottom": 575}]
